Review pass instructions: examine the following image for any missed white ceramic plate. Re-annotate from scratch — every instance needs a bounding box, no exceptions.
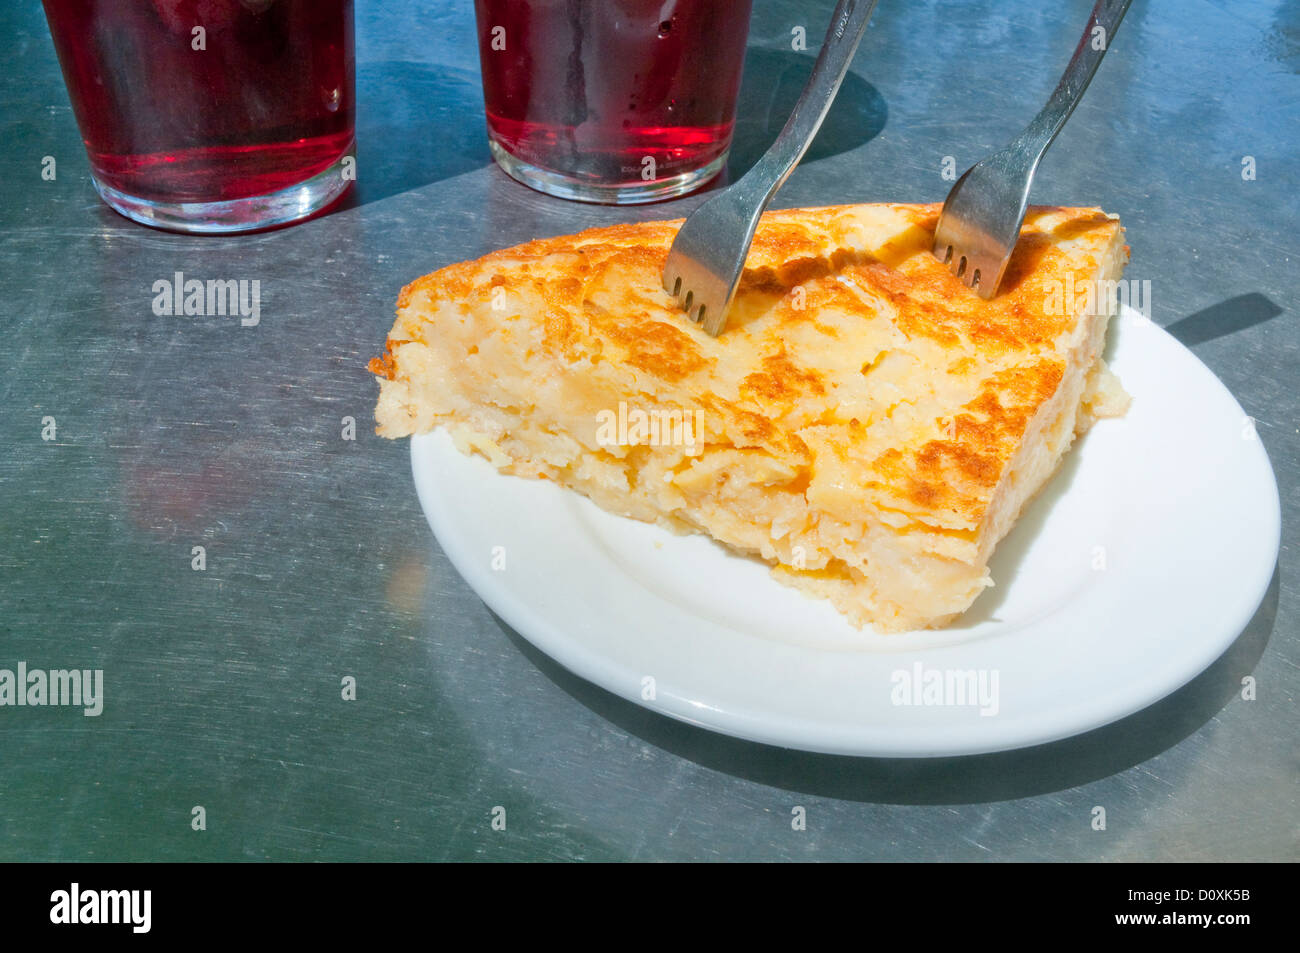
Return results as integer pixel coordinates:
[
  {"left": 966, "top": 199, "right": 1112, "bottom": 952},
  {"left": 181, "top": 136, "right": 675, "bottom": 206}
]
[{"left": 410, "top": 306, "right": 1280, "bottom": 756}]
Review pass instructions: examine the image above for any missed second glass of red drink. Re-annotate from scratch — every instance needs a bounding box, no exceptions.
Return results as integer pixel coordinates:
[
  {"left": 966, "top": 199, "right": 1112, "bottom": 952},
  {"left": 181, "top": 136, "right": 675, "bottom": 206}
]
[{"left": 474, "top": 0, "right": 753, "bottom": 204}]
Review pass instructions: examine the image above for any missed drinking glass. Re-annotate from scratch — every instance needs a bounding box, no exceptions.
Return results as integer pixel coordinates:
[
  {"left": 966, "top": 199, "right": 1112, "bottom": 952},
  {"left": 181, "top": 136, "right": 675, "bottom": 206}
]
[
  {"left": 42, "top": 0, "right": 356, "bottom": 233},
  {"left": 474, "top": 0, "right": 754, "bottom": 204}
]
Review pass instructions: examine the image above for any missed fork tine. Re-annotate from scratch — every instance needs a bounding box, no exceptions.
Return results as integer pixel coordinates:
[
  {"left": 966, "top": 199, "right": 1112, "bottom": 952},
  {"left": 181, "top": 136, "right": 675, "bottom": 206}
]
[
  {"left": 661, "top": 264, "right": 679, "bottom": 297},
  {"left": 661, "top": 254, "right": 706, "bottom": 324}
]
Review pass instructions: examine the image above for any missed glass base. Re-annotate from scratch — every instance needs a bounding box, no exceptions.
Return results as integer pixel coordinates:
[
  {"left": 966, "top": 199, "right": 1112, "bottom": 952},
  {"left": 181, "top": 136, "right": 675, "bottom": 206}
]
[
  {"left": 90, "top": 140, "right": 356, "bottom": 234},
  {"left": 488, "top": 139, "right": 727, "bottom": 205}
]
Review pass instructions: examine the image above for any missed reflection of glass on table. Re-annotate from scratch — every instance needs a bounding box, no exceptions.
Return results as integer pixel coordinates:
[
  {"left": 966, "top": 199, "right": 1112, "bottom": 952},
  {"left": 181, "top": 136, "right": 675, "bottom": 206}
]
[
  {"left": 42, "top": 0, "right": 356, "bottom": 233},
  {"left": 474, "top": 0, "right": 753, "bottom": 204}
]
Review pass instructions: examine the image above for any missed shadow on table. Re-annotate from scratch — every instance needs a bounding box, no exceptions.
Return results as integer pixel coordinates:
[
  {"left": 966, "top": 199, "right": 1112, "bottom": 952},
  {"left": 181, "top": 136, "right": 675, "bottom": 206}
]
[
  {"left": 726, "top": 48, "right": 888, "bottom": 181},
  {"left": 491, "top": 563, "right": 1279, "bottom": 805},
  {"left": 342, "top": 60, "right": 491, "bottom": 209},
  {"left": 1165, "top": 293, "right": 1284, "bottom": 348}
]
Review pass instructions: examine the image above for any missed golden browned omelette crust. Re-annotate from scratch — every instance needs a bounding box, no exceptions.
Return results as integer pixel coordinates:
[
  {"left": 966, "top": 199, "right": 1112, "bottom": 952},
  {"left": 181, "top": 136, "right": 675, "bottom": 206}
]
[{"left": 372, "top": 203, "right": 1130, "bottom": 631}]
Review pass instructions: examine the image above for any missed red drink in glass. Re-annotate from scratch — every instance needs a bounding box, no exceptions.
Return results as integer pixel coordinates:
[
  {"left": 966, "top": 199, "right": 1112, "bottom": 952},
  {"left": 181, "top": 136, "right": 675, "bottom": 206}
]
[
  {"left": 42, "top": 0, "right": 355, "bottom": 232},
  {"left": 474, "top": 0, "right": 753, "bottom": 204}
]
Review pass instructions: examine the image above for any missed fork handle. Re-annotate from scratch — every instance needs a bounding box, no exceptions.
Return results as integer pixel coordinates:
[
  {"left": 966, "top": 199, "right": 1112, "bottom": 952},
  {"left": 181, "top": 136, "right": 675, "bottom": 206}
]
[
  {"left": 1016, "top": 0, "right": 1132, "bottom": 161},
  {"left": 735, "top": 0, "right": 879, "bottom": 205}
]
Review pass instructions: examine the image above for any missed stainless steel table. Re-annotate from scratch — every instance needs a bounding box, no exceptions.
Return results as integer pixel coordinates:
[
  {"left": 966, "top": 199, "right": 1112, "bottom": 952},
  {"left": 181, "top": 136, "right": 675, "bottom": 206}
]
[{"left": 1, "top": 0, "right": 1295, "bottom": 861}]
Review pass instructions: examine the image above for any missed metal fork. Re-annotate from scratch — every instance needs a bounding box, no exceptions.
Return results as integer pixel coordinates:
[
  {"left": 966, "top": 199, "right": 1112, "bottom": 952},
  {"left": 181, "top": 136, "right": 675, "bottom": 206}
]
[
  {"left": 933, "top": 0, "right": 1131, "bottom": 297},
  {"left": 661, "top": 0, "right": 879, "bottom": 336}
]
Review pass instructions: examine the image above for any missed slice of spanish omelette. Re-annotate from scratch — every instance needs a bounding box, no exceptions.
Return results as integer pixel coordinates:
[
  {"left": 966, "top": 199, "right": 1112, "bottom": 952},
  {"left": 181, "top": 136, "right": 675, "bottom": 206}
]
[{"left": 371, "top": 203, "right": 1130, "bottom": 632}]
